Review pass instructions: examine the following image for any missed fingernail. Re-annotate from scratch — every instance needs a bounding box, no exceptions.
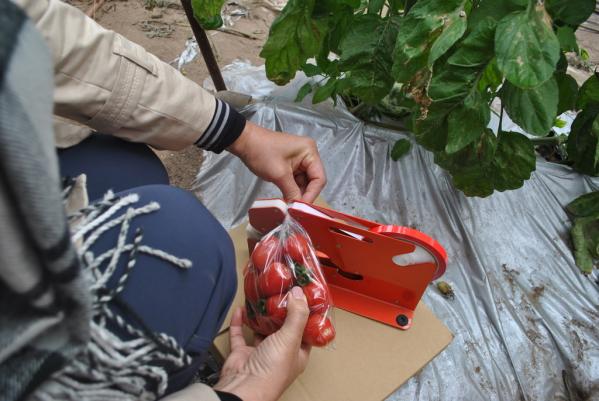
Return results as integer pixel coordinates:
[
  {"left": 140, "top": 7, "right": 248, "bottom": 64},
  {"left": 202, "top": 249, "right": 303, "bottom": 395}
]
[{"left": 291, "top": 286, "right": 305, "bottom": 300}]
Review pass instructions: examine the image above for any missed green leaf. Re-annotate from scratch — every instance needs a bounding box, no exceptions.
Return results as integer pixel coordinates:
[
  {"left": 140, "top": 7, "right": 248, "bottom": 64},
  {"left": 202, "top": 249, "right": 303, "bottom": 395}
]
[
  {"left": 446, "top": 90, "right": 490, "bottom": 153},
  {"left": 556, "top": 52, "right": 568, "bottom": 73},
  {"left": 495, "top": 6, "right": 560, "bottom": 88},
  {"left": 301, "top": 63, "right": 322, "bottom": 77},
  {"left": 435, "top": 130, "right": 535, "bottom": 197},
  {"left": 468, "top": 0, "right": 523, "bottom": 26},
  {"left": 448, "top": 18, "right": 496, "bottom": 67},
  {"left": 390, "top": 139, "right": 412, "bottom": 160},
  {"left": 556, "top": 26, "right": 580, "bottom": 53},
  {"left": 428, "top": 8, "right": 468, "bottom": 64},
  {"left": 554, "top": 118, "right": 567, "bottom": 128},
  {"left": 191, "top": 0, "right": 225, "bottom": 30},
  {"left": 570, "top": 216, "right": 599, "bottom": 274},
  {"left": 581, "top": 48, "right": 590, "bottom": 61},
  {"left": 477, "top": 58, "right": 503, "bottom": 95},
  {"left": 555, "top": 73, "right": 579, "bottom": 114},
  {"left": 567, "top": 105, "right": 599, "bottom": 176},
  {"left": 391, "top": 17, "right": 435, "bottom": 83},
  {"left": 320, "top": 6, "right": 354, "bottom": 55},
  {"left": 380, "top": 83, "right": 416, "bottom": 116},
  {"left": 412, "top": 101, "right": 453, "bottom": 151},
  {"left": 392, "top": 0, "right": 467, "bottom": 83},
  {"left": 367, "top": 0, "right": 385, "bottom": 14},
  {"left": 501, "top": 77, "right": 559, "bottom": 136},
  {"left": 491, "top": 131, "right": 536, "bottom": 192},
  {"left": 260, "top": 0, "right": 327, "bottom": 85},
  {"left": 508, "top": 0, "right": 529, "bottom": 6},
  {"left": 429, "top": 64, "right": 479, "bottom": 101},
  {"left": 295, "top": 82, "right": 313, "bottom": 102},
  {"left": 577, "top": 73, "right": 599, "bottom": 110},
  {"left": 435, "top": 130, "right": 497, "bottom": 196},
  {"left": 312, "top": 78, "right": 337, "bottom": 104},
  {"left": 339, "top": 14, "right": 401, "bottom": 104},
  {"left": 546, "top": 0, "right": 595, "bottom": 27},
  {"left": 567, "top": 191, "right": 599, "bottom": 217}
]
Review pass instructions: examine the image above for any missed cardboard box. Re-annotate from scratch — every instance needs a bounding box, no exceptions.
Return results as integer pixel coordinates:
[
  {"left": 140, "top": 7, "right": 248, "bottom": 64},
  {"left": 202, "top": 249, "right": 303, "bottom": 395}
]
[{"left": 215, "top": 205, "right": 453, "bottom": 401}]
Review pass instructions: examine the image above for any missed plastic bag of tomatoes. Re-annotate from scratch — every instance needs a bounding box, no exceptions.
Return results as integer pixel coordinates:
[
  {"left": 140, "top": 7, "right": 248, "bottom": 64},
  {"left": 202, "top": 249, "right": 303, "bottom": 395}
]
[{"left": 243, "top": 216, "right": 335, "bottom": 347}]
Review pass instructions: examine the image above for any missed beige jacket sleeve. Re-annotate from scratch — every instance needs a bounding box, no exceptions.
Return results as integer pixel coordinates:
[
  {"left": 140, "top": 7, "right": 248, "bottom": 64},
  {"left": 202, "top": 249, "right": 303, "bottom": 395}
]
[{"left": 16, "top": 0, "right": 221, "bottom": 151}]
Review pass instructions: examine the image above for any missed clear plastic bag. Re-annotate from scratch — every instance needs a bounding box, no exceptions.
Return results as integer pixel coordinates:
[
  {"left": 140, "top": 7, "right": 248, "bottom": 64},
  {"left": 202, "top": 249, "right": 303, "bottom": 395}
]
[{"left": 243, "top": 216, "right": 335, "bottom": 347}]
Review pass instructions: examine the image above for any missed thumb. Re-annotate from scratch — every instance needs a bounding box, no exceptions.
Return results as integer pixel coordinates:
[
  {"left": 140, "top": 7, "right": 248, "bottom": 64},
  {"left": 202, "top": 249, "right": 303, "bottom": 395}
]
[
  {"left": 274, "top": 174, "right": 302, "bottom": 202},
  {"left": 279, "top": 287, "right": 309, "bottom": 343}
]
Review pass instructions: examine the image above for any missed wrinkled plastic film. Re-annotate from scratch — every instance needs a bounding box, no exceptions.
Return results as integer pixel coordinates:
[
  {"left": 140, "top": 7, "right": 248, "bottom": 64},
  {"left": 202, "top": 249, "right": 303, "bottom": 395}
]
[
  {"left": 195, "top": 100, "right": 599, "bottom": 400},
  {"left": 243, "top": 214, "right": 335, "bottom": 347}
]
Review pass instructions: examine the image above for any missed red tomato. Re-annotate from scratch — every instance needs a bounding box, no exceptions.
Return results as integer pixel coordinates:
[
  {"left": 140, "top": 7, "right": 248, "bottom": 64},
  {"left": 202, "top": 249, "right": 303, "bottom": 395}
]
[
  {"left": 284, "top": 233, "right": 311, "bottom": 263},
  {"left": 254, "top": 314, "right": 278, "bottom": 336},
  {"left": 251, "top": 236, "right": 281, "bottom": 272},
  {"left": 264, "top": 294, "right": 288, "bottom": 324},
  {"left": 258, "top": 262, "right": 293, "bottom": 297},
  {"left": 244, "top": 302, "right": 278, "bottom": 336},
  {"left": 244, "top": 269, "right": 259, "bottom": 304},
  {"left": 303, "top": 282, "right": 328, "bottom": 312},
  {"left": 245, "top": 315, "right": 262, "bottom": 335},
  {"left": 303, "top": 314, "right": 335, "bottom": 347}
]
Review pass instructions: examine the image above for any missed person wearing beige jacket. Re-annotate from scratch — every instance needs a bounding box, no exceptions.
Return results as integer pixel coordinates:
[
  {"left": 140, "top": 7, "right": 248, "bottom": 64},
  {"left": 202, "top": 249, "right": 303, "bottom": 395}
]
[{"left": 7, "top": 0, "right": 326, "bottom": 400}]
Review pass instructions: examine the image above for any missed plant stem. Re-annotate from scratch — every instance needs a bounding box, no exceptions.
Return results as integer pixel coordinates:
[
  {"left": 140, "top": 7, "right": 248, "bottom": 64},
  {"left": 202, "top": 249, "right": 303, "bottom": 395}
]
[
  {"left": 498, "top": 103, "right": 504, "bottom": 134},
  {"left": 350, "top": 102, "right": 368, "bottom": 116}
]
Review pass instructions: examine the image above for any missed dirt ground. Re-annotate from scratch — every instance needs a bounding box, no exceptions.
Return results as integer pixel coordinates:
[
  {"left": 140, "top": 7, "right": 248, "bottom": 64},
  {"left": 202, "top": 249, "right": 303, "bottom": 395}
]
[
  {"left": 69, "top": 0, "right": 598, "bottom": 190},
  {"left": 70, "top": 0, "right": 276, "bottom": 189}
]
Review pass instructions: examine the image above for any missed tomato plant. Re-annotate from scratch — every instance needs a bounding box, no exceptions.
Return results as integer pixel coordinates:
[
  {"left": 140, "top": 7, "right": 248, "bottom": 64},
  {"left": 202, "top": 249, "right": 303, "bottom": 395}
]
[
  {"left": 193, "top": 0, "right": 598, "bottom": 197},
  {"left": 566, "top": 190, "right": 599, "bottom": 274}
]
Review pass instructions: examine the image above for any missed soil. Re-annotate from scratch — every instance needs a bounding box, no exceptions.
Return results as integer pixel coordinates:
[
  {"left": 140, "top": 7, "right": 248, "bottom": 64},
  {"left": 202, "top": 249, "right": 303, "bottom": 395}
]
[{"left": 68, "top": 0, "right": 277, "bottom": 189}]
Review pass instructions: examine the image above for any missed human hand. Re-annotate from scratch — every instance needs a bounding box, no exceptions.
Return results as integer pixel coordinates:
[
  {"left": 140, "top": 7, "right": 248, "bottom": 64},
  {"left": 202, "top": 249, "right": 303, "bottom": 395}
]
[
  {"left": 214, "top": 287, "right": 311, "bottom": 401},
  {"left": 227, "top": 122, "right": 326, "bottom": 203}
]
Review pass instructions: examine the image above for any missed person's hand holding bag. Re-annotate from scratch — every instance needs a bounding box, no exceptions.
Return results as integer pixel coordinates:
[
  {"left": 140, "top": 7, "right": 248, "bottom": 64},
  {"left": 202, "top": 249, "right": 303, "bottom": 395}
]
[{"left": 214, "top": 287, "right": 311, "bottom": 401}]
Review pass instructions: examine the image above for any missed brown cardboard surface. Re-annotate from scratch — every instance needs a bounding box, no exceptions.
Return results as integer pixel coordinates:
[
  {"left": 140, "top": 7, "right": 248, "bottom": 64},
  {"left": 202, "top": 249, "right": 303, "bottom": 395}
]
[{"left": 216, "top": 201, "right": 453, "bottom": 401}]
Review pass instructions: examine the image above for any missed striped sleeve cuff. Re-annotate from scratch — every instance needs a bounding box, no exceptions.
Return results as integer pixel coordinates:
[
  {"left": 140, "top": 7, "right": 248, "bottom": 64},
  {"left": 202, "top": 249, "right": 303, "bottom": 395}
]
[{"left": 195, "top": 98, "right": 246, "bottom": 154}]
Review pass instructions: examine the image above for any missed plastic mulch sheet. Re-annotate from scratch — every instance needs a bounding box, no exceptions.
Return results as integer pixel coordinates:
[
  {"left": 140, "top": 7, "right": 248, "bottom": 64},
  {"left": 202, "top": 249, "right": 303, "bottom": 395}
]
[{"left": 195, "top": 100, "right": 599, "bottom": 401}]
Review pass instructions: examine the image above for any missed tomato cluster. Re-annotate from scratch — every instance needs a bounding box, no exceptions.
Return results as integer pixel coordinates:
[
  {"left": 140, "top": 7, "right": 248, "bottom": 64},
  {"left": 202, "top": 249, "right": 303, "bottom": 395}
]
[{"left": 243, "top": 232, "right": 335, "bottom": 347}]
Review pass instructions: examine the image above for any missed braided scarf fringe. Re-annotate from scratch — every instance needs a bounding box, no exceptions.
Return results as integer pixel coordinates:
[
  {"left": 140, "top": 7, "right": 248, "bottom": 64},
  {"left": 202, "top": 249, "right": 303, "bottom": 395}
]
[{"left": 33, "top": 191, "right": 193, "bottom": 400}]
